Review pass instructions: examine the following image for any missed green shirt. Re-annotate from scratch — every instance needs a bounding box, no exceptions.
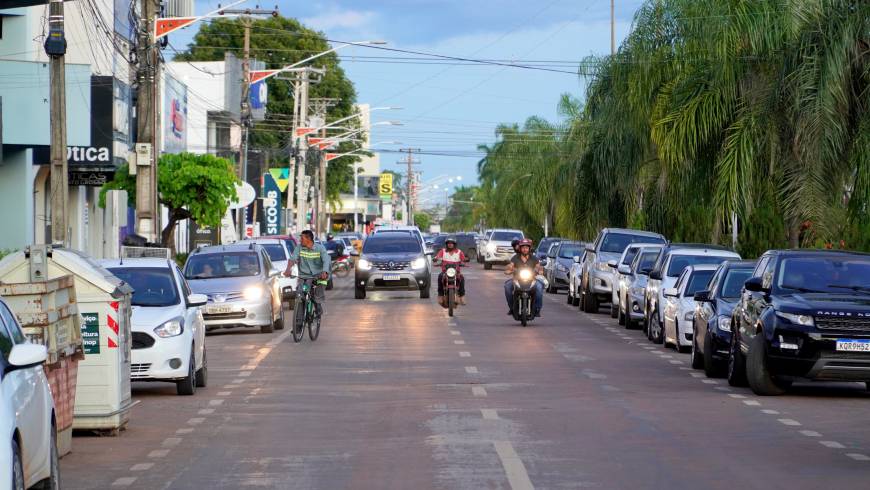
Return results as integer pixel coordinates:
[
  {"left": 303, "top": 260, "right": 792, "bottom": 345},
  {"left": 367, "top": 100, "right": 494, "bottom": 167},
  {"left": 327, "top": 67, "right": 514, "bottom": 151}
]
[{"left": 290, "top": 242, "right": 331, "bottom": 278}]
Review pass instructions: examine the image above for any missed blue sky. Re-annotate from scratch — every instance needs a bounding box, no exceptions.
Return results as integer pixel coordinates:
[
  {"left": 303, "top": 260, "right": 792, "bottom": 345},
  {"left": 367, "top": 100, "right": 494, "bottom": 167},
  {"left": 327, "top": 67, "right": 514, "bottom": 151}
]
[{"left": 185, "top": 1, "right": 645, "bottom": 201}]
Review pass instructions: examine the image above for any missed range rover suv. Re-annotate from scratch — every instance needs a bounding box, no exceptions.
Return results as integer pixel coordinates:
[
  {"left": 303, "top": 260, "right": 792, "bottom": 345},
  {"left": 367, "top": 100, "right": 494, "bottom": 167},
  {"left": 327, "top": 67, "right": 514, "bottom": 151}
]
[
  {"left": 355, "top": 231, "right": 432, "bottom": 299},
  {"left": 728, "top": 250, "right": 870, "bottom": 395}
]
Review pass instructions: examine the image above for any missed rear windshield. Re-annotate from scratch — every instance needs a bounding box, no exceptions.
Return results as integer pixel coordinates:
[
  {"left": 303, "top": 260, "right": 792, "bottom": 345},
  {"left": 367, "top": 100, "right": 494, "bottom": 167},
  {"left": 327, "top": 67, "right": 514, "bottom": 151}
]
[
  {"left": 600, "top": 233, "right": 665, "bottom": 253},
  {"left": 667, "top": 255, "right": 731, "bottom": 277},
  {"left": 109, "top": 267, "right": 179, "bottom": 307},
  {"left": 685, "top": 270, "right": 716, "bottom": 296},
  {"left": 537, "top": 238, "right": 559, "bottom": 253},
  {"left": 559, "top": 243, "right": 583, "bottom": 259},
  {"left": 184, "top": 252, "right": 261, "bottom": 279},
  {"left": 721, "top": 268, "right": 753, "bottom": 299},
  {"left": 635, "top": 250, "right": 661, "bottom": 273},
  {"left": 363, "top": 236, "right": 422, "bottom": 254},
  {"left": 491, "top": 231, "right": 523, "bottom": 242},
  {"left": 261, "top": 244, "right": 287, "bottom": 262}
]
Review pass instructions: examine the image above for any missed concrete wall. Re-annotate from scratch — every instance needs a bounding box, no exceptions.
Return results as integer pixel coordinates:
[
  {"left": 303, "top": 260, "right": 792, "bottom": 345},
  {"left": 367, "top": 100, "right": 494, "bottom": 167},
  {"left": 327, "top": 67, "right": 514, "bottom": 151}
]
[
  {"left": 165, "top": 62, "right": 228, "bottom": 154},
  {"left": 0, "top": 148, "right": 35, "bottom": 251}
]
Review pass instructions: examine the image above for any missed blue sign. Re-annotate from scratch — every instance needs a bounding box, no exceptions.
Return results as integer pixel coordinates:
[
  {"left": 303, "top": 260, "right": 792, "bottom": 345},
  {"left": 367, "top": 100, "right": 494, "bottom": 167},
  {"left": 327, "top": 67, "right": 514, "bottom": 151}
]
[
  {"left": 250, "top": 80, "right": 267, "bottom": 121},
  {"left": 262, "top": 173, "right": 282, "bottom": 235}
]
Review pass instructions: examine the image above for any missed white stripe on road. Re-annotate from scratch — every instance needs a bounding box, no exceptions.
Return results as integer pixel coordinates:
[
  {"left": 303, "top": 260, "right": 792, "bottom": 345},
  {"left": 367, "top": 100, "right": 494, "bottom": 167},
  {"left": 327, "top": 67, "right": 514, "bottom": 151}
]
[
  {"left": 778, "top": 419, "right": 802, "bottom": 426},
  {"left": 162, "top": 437, "right": 182, "bottom": 447},
  {"left": 112, "top": 477, "right": 138, "bottom": 487},
  {"left": 493, "top": 441, "right": 535, "bottom": 490},
  {"left": 761, "top": 409, "right": 780, "bottom": 415},
  {"left": 481, "top": 409, "right": 499, "bottom": 420},
  {"left": 451, "top": 330, "right": 461, "bottom": 335},
  {"left": 129, "top": 463, "right": 153, "bottom": 471},
  {"left": 459, "top": 351, "right": 471, "bottom": 357},
  {"left": 147, "top": 449, "right": 170, "bottom": 458},
  {"left": 799, "top": 430, "right": 821, "bottom": 437},
  {"left": 465, "top": 366, "right": 479, "bottom": 374},
  {"left": 454, "top": 340, "right": 466, "bottom": 345},
  {"left": 472, "top": 386, "right": 488, "bottom": 397},
  {"left": 820, "top": 441, "right": 846, "bottom": 448},
  {"left": 846, "top": 453, "right": 870, "bottom": 461},
  {"left": 742, "top": 400, "right": 760, "bottom": 406}
]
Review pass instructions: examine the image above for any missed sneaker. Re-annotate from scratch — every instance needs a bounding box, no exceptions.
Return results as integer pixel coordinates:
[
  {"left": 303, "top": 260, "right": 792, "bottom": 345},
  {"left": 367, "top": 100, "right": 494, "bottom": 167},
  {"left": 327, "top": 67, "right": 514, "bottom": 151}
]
[
  {"left": 507, "top": 309, "right": 514, "bottom": 316},
  {"left": 534, "top": 309, "right": 542, "bottom": 318}
]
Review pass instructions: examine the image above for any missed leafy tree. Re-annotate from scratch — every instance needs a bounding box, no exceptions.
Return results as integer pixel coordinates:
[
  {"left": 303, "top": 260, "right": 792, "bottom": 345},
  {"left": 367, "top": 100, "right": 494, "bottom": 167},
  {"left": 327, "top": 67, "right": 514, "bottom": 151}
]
[
  {"left": 100, "top": 153, "right": 239, "bottom": 248},
  {"left": 413, "top": 212, "right": 432, "bottom": 231}
]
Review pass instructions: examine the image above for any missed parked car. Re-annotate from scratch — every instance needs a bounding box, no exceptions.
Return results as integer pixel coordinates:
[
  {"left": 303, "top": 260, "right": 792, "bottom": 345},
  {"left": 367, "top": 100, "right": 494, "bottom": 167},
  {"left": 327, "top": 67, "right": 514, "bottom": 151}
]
[
  {"left": 580, "top": 228, "right": 667, "bottom": 313},
  {"left": 662, "top": 264, "right": 718, "bottom": 352},
  {"left": 245, "top": 237, "right": 299, "bottom": 293},
  {"left": 545, "top": 241, "right": 584, "bottom": 294},
  {"left": 536, "top": 237, "right": 562, "bottom": 261},
  {"left": 0, "top": 297, "right": 59, "bottom": 489},
  {"left": 617, "top": 245, "right": 665, "bottom": 328},
  {"left": 269, "top": 234, "right": 297, "bottom": 256},
  {"left": 567, "top": 250, "right": 588, "bottom": 307},
  {"left": 482, "top": 229, "right": 524, "bottom": 270},
  {"left": 609, "top": 243, "right": 661, "bottom": 319},
  {"left": 183, "top": 243, "right": 282, "bottom": 334},
  {"left": 728, "top": 250, "right": 870, "bottom": 395},
  {"left": 691, "top": 260, "right": 756, "bottom": 376},
  {"left": 476, "top": 230, "right": 493, "bottom": 263},
  {"left": 355, "top": 230, "right": 432, "bottom": 299},
  {"left": 455, "top": 233, "right": 479, "bottom": 261},
  {"left": 103, "top": 258, "right": 209, "bottom": 395},
  {"left": 645, "top": 244, "right": 740, "bottom": 344}
]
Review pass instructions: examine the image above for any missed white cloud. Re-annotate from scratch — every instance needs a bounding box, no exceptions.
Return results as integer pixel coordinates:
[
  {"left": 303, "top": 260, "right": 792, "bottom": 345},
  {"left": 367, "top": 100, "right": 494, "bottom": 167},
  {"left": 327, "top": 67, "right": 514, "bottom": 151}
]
[{"left": 302, "top": 9, "right": 377, "bottom": 32}]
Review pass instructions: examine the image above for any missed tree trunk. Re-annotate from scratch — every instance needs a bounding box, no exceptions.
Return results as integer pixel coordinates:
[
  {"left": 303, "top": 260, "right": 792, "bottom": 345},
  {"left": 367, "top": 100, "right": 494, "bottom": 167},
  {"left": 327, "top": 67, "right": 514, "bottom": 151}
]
[{"left": 161, "top": 207, "right": 192, "bottom": 253}]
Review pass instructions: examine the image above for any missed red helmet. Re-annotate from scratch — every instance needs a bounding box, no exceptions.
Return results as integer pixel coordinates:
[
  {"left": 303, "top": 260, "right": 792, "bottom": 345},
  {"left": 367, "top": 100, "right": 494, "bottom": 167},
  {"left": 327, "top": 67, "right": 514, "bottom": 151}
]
[{"left": 518, "top": 238, "right": 533, "bottom": 248}]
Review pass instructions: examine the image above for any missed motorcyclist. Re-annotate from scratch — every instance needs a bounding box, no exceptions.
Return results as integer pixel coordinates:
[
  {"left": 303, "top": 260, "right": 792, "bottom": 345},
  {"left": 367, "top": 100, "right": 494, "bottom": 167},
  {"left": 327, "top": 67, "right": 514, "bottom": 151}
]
[
  {"left": 285, "top": 230, "right": 331, "bottom": 315},
  {"left": 323, "top": 233, "right": 346, "bottom": 259},
  {"left": 433, "top": 237, "right": 468, "bottom": 307},
  {"left": 504, "top": 238, "right": 544, "bottom": 317}
]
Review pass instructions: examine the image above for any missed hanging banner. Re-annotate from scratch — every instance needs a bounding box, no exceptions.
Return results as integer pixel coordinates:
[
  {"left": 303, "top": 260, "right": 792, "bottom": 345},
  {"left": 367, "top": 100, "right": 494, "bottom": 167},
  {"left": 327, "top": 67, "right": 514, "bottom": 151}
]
[
  {"left": 262, "top": 173, "right": 282, "bottom": 235},
  {"left": 379, "top": 172, "right": 393, "bottom": 201},
  {"left": 269, "top": 168, "right": 290, "bottom": 192}
]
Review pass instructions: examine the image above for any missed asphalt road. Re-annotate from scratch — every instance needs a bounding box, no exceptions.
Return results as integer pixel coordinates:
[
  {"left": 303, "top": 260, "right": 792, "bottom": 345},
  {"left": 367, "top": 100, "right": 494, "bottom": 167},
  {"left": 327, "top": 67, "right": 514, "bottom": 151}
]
[{"left": 60, "top": 264, "right": 870, "bottom": 489}]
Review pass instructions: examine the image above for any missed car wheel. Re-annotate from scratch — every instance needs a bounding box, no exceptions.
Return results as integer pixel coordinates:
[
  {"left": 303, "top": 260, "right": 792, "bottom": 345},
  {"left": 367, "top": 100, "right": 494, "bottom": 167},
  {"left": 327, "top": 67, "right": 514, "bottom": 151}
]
[
  {"left": 420, "top": 284, "right": 431, "bottom": 299},
  {"left": 703, "top": 330, "right": 723, "bottom": 377},
  {"left": 195, "top": 348, "right": 208, "bottom": 388},
  {"left": 583, "top": 287, "right": 598, "bottom": 313},
  {"left": 572, "top": 294, "right": 580, "bottom": 307},
  {"left": 727, "top": 329, "right": 748, "bottom": 387},
  {"left": 33, "top": 422, "right": 60, "bottom": 490},
  {"left": 12, "top": 439, "right": 24, "bottom": 490},
  {"left": 176, "top": 351, "right": 197, "bottom": 396},
  {"left": 565, "top": 291, "right": 573, "bottom": 304},
  {"left": 747, "top": 333, "right": 788, "bottom": 396},
  {"left": 355, "top": 286, "right": 366, "bottom": 299},
  {"left": 484, "top": 261, "right": 492, "bottom": 270},
  {"left": 691, "top": 329, "right": 704, "bottom": 369},
  {"left": 650, "top": 311, "right": 664, "bottom": 344}
]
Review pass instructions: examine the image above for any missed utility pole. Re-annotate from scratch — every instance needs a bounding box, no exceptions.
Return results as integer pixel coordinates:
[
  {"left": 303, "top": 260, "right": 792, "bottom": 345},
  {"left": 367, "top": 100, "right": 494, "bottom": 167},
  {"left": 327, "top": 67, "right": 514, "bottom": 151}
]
[
  {"left": 294, "top": 72, "right": 311, "bottom": 233},
  {"left": 397, "top": 148, "right": 420, "bottom": 226},
  {"left": 135, "top": 0, "right": 160, "bottom": 243},
  {"left": 46, "top": 0, "right": 68, "bottom": 246},
  {"left": 610, "top": 0, "right": 616, "bottom": 56},
  {"left": 310, "top": 97, "right": 339, "bottom": 236}
]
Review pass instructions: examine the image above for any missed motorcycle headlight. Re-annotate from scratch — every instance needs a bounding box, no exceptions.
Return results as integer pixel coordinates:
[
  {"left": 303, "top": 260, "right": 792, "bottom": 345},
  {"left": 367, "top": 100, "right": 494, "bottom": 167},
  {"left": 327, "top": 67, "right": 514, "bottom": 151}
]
[
  {"left": 683, "top": 311, "right": 694, "bottom": 321},
  {"left": 243, "top": 285, "right": 264, "bottom": 301},
  {"left": 411, "top": 257, "right": 427, "bottom": 270},
  {"left": 486, "top": 243, "right": 497, "bottom": 253},
  {"left": 446, "top": 268, "right": 457, "bottom": 278},
  {"left": 518, "top": 269, "right": 533, "bottom": 281},
  {"left": 718, "top": 316, "right": 732, "bottom": 332},
  {"left": 776, "top": 311, "right": 814, "bottom": 327},
  {"left": 154, "top": 318, "right": 183, "bottom": 338},
  {"left": 358, "top": 259, "right": 372, "bottom": 271}
]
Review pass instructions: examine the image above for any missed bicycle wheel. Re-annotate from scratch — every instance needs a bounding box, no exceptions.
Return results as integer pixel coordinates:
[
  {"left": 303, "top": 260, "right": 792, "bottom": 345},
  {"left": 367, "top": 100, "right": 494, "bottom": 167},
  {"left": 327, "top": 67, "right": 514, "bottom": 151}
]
[
  {"left": 307, "top": 312, "right": 321, "bottom": 341},
  {"left": 292, "top": 297, "right": 306, "bottom": 343}
]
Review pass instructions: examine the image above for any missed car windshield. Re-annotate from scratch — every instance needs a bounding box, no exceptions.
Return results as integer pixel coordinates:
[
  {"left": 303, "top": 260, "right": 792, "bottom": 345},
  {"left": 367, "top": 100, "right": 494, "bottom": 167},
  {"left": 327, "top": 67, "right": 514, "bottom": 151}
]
[
  {"left": 537, "top": 238, "right": 558, "bottom": 253},
  {"left": 621, "top": 247, "right": 640, "bottom": 265},
  {"left": 260, "top": 244, "right": 287, "bottom": 262},
  {"left": 777, "top": 257, "right": 870, "bottom": 293},
  {"left": 363, "top": 235, "right": 422, "bottom": 254},
  {"left": 635, "top": 250, "right": 660, "bottom": 273},
  {"left": 667, "top": 254, "right": 731, "bottom": 277},
  {"left": 492, "top": 231, "right": 523, "bottom": 242},
  {"left": 684, "top": 270, "right": 716, "bottom": 296},
  {"left": 184, "top": 252, "right": 261, "bottom": 279},
  {"left": 108, "top": 267, "right": 179, "bottom": 307},
  {"left": 721, "top": 268, "right": 753, "bottom": 299},
  {"left": 600, "top": 233, "right": 665, "bottom": 254},
  {"left": 282, "top": 239, "right": 296, "bottom": 254},
  {"left": 559, "top": 243, "right": 583, "bottom": 259}
]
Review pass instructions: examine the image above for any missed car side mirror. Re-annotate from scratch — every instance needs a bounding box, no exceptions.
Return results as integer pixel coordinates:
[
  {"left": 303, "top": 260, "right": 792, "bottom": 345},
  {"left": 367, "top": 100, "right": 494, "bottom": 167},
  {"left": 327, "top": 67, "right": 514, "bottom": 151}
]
[
  {"left": 744, "top": 277, "right": 767, "bottom": 293},
  {"left": 187, "top": 293, "right": 208, "bottom": 307},
  {"left": 693, "top": 290, "right": 711, "bottom": 302},
  {"left": 607, "top": 260, "right": 617, "bottom": 268},
  {"left": 585, "top": 244, "right": 595, "bottom": 253},
  {"left": 572, "top": 255, "right": 581, "bottom": 264},
  {"left": 649, "top": 270, "right": 662, "bottom": 280},
  {"left": 663, "top": 287, "right": 679, "bottom": 298},
  {"left": 541, "top": 258, "right": 549, "bottom": 267},
  {"left": 617, "top": 264, "right": 632, "bottom": 275},
  {"left": 6, "top": 344, "right": 47, "bottom": 373}
]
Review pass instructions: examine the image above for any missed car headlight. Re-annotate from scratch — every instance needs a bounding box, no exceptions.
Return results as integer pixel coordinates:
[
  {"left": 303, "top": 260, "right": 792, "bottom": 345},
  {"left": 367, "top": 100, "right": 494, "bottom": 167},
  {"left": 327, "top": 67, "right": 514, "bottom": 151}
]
[
  {"left": 243, "top": 285, "right": 264, "bottom": 301},
  {"left": 596, "top": 261, "right": 611, "bottom": 272},
  {"left": 683, "top": 312, "right": 694, "bottom": 321},
  {"left": 518, "top": 269, "right": 533, "bottom": 281},
  {"left": 630, "top": 286, "right": 645, "bottom": 296},
  {"left": 776, "top": 311, "right": 814, "bottom": 327},
  {"left": 154, "top": 318, "right": 183, "bottom": 338},
  {"left": 718, "top": 316, "right": 732, "bottom": 332},
  {"left": 557, "top": 264, "right": 568, "bottom": 273},
  {"left": 446, "top": 268, "right": 457, "bottom": 278},
  {"left": 411, "top": 257, "right": 427, "bottom": 270},
  {"left": 358, "top": 259, "right": 372, "bottom": 271},
  {"left": 486, "top": 243, "right": 497, "bottom": 253}
]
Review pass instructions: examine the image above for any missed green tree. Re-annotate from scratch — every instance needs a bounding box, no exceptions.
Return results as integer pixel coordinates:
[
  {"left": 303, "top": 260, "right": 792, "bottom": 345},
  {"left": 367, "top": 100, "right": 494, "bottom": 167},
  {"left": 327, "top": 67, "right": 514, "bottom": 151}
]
[
  {"left": 413, "top": 212, "right": 432, "bottom": 231},
  {"left": 100, "top": 153, "right": 239, "bottom": 248}
]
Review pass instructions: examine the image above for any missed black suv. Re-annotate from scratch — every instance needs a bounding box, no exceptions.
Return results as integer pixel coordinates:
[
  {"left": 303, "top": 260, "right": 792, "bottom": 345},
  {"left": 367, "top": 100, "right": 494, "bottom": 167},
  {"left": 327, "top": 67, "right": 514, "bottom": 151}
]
[
  {"left": 355, "top": 231, "right": 432, "bottom": 300},
  {"left": 728, "top": 250, "right": 870, "bottom": 395}
]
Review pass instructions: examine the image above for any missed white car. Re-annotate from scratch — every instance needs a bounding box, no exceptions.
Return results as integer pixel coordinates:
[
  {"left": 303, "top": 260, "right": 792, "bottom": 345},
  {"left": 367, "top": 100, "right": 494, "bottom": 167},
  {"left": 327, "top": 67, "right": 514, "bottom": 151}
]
[
  {"left": 612, "top": 243, "right": 664, "bottom": 322},
  {"left": 103, "top": 258, "right": 209, "bottom": 396},
  {"left": 244, "top": 238, "right": 299, "bottom": 293},
  {"left": 483, "top": 229, "right": 524, "bottom": 270},
  {"left": 567, "top": 251, "right": 587, "bottom": 307},
  {"left": 662, "top": 265, "right": 719, "bottom": 352},
  {"left": 0, "top": 297, "right": 59, "bottom": 489}
]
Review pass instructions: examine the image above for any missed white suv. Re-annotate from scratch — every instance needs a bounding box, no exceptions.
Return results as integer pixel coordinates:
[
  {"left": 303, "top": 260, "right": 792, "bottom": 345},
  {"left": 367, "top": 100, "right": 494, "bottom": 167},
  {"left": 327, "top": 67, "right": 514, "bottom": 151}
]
[{"left": 482, "top": 229, "right": 524, "bottom": 270}]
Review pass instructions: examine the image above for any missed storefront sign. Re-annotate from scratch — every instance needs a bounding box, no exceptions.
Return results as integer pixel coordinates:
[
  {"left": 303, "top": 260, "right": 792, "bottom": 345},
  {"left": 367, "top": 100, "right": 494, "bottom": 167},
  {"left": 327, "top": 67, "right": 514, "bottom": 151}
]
[
  {"left": 81, "top": 313, "right": 100, "bottom": 354},
  {"left": 163, "top": 73, "right": 188, "bottom": 154},
  {"left": 68, "top": 170, "right": 115, "bottom": 186},
  {"left": 189, "top": 220, "right": 219, "bottom": 249},
  {"left": 379, "top": 173, "right": 393, "bottom": 201},
  {"left": 262, "top": 173, "right": 282, "bottom": 235}
]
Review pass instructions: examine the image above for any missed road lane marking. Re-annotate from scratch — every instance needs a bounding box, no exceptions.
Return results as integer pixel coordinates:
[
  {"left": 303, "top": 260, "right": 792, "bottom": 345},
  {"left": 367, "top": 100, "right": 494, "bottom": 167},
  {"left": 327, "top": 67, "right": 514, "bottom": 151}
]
[
  {"left": 148, "top": 449, "right": 171, "bottom": 458},
  {"left": 222, "top": 385, "right": 239, "bottom": 389},
  {"left": 761, "top": 409, "right": 780, "bottom": 415},
  {"left": 601, "top": 385, "right": 621, "bottom": 392},
  {"left": 472, "top": 386, "right": 488, "bottom": 397},
  {"left": 846, "top": 453, "right": 870, "bottom": 461},
  {"left": 481, "top": 409, "right": 499, "bottom": 420},
  {"left": 678, "top": 367, "right": 691, "bottom": 371},
  {"left": 162, "top": 437, "right": 182, "bottom": 447},
  {"left": 112, "top": 477, "right": 138, "bottom": 487},
  {"left": 459, "top": 351, "right": 471, "bottom": 357},
  {"left": 669, "top": 360, "right": 682, "bottom": 365},
  {"left": 209, "top": 399, "right": 225, "bottom": 406},
  {"left": 176, "top": 428, "right": 194, "bottom": 435},
  {"left": 217, "top": 391, "right": 232, "bottom": 396},
  {"left": 187, "top": 417, "right": 205, "bottom": 425},
  {"left": 130, "top": 463, "right": 153, "bottom": 471},
  {"left": 465, "top": 366, "right": 479, "bottom": 374},
  {"left": 493, "top": 441, "right": 535, "bottom": 490},
  {"left": 778, "top": 419, "right": 801, "bottom": 426},
  {"left": 689, "top": 373, "right": 704, "bottom": 378},
  {"left": 232, "top": 379, "right": 246, "bottom": 384},
  {"left": 701, "top": 379, "right": 719, "bottom": 384},
  {"left": 454, "top": 340, "right": 466, "bottom": 345},
  {"left": 742, "top": 400, "right": 760, "bottom": 406},
  {"left": 820, "top": 441, "right": 846, "bottom": 448},
  {"left": 714, "top": 386, "right": 731, "bottom": 391},
  {"left": 198, "top": 409, "right": 215, "bottom": 415},
  {"left": 799, "top": 430, "right": 822, "bottom": 437},
  {"left": 451, "top": 330, "right": 461, "bottom": 335},
  {"left": 237, "top": 371, "right": 252, "bottom": 377},
  {"left": 728, "top": 394, "right": 746, "bottom": 399}
]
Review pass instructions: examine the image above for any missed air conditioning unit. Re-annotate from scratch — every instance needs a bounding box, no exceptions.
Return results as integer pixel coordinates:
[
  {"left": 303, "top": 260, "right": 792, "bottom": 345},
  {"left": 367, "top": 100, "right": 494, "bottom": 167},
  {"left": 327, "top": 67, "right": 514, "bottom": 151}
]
[{"left": 163, "top": 0, "right": 194, "bottom": 17}]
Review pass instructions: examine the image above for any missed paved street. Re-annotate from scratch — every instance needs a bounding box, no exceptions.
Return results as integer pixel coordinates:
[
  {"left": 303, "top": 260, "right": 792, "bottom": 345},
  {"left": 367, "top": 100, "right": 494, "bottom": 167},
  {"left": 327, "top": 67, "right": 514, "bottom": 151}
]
[{"left": 61, "top": 265, "right": 870, "bottom": 489}]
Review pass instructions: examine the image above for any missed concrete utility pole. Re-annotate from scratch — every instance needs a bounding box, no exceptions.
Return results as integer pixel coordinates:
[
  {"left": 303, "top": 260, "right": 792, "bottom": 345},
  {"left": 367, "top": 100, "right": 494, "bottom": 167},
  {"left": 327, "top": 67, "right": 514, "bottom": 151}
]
[
  {"left": 294, "top": 73, "right": 311, "bottom": 233},
  {"left": 310, "top": 97, "right": 339, "bottom": 236},
  {"left": 610, "top": 0, "right": 616, "bottom": 56},
  {"left": 135, "top": 0, "right": 160, "bottom": 242},
  {"left": 397, "top": 148, "right": 420, "bottom": 226},
  {"left": 47, "top": 0, "right": 68, "bottom": 246}
]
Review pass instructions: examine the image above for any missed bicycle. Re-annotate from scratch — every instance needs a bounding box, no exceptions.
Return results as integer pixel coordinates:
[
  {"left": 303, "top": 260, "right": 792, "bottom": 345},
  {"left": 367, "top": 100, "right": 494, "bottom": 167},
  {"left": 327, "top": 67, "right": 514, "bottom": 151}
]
[{"left": 283, "top": 278, "right": 323, "bottom": 342}]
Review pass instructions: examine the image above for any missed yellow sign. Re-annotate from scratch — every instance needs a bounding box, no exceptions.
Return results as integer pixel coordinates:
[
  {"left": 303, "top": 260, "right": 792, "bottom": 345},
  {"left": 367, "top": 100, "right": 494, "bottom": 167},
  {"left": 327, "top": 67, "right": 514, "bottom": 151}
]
[{"left": 379, "top": 173, "right": 393, "bottom": 199}]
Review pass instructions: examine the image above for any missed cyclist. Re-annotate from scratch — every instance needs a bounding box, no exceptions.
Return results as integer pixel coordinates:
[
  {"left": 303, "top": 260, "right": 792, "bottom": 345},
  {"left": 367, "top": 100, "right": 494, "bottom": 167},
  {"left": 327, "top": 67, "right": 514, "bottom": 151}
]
[{"left": 285, "top": 230, "right": 331, "bottom": 314}]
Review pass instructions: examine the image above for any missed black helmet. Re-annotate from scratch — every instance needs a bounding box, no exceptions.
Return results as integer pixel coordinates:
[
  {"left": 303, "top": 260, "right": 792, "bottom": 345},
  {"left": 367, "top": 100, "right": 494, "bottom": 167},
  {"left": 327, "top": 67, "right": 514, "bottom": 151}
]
[
  {"left": 511, "top": 238, "right": 520, "bottom": 250},
  {"left": 326, "top": 233, "right": 334, "bottom": 240}
]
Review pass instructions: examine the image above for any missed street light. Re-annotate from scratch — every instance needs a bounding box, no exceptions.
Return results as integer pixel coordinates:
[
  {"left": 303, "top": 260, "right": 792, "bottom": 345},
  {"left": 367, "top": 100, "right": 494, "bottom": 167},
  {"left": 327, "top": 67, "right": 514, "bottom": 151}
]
[{"left": 250, "top": 40, "right": 387, "bottom": 84}]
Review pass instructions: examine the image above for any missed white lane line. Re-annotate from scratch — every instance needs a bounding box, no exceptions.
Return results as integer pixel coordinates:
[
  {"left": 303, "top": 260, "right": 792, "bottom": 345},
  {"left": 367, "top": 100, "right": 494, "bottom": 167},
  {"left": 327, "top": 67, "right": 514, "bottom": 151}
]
[
  {"left": 237, "top": 371, "right": 252, "bottom": 377},
  {"left": 148, "top": 449, "right": 171, "bottom": 458},
  {"left": 799, "top": 430, "right": 822, "bottom": 437},
  {"left": 702, "top": 379, "right": 719, "bottom": 385},
  {"left": 689, "top": 373, "right": 704, "bottom": 378},
  {"left": 846, "top": 453, "right": 870, "bottom": 461},
  {"left": 209, "top": 399, "right": 225, "bottom": 406},
  {"left": 669, "top": 360, "right": 683, "bottom": 365},
  {"left": 130, "top": 463, "right": 153, "bottom": 471},
  {"left": 728, "top": 394, "right": 747, "bottom": 399},
  {"left": 472, "top": 386, "right": 488, "bottom": 397},
  {"left": 820, "top": 441, "right": 846, "bottom": 449},
  {"left": 481, "top": 409, "right": 499, "bottom": 420},
  {"left": 678, "top": 367, "right": 692, "bottom": 371},
  {"left": 187, "top": 417, "right": 205, "bottom": 425},
  {"left": 222, "top": 385, "right": 239, "bottom": 390},
  {"left": 459, "top": 351, "right": 471, "bottom": 357},
  {"left": 217, "top": 391, "right": 232, "bottom": 396},
  {"left": 493, "top": 441, "right": 535, "bottom": 490},
  {"left": 176, "top": 428, "right": 194, "bottom": 435},
  {"left": 112, "top": 477, "right": 138, "bottom": 487},
  {"left": 451, "top": 330, "right": 461, "bottom": 335},
  {"left": 162, "top": 437, "right": 182, "bottom": 447},
  {"left": 659, "top": 355, "right": 673, "bottom": 359},
  {"left": 778, "top": 419, "right": 802, "bottom": 427},
  {"left": 454, "top": 340, "right": 466, "bottom": 345},
  {"left": 714, "top": 386, "right": 731, "bottom": 392},
  {"left": 761, "top": 409, "right": 780, "bottom": 415},
  {"left": 198, "top": 409, "right": 215, "bottom": 415},
  {"left": 232, "top": 379, "right": 246, "bottom": 384},
  {"left": 601, "top": 385, "right": 621, "bottom": 392},
  {"left": 465, "top": 366, "right": 479, "bottom": 374},
  {"left": 742, "top": 400, "right": 760, "bottom": 406}
]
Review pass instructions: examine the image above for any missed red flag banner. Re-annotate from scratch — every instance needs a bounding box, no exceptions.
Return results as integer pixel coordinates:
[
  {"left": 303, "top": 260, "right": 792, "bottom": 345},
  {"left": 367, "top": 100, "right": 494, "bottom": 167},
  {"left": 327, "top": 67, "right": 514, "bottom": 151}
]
[
  {"left": 296, "top": 127, "right": 316, "bottom": 138},
  {"left": 155, "top": 17, "right": 197, "bottom": 38},
  {"left": 249, "top": 70, "right": 279, "bottom": 84},
  {"left": 325, "top": 153, "right": 340, "bottom": 161}
]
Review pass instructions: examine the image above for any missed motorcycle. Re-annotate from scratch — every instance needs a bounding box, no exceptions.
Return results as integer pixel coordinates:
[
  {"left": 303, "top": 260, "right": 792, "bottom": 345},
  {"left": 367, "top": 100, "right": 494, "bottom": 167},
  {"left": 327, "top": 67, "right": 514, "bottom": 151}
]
[
  {"left": 331, "top": 254, "right": 353, "bottom": 278},
  {"left": 441, "top": 262, "right": 463, "bottom": 317},
  {"left": 512, "top": 267, "right": 543, "bottom": 327}
]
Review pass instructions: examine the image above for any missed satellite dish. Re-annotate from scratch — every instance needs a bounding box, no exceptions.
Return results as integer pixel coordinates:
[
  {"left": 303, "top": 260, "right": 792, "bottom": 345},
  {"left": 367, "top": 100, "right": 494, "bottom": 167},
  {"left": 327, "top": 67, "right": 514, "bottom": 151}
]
[{"left": 228, "top": 182, "right": 256, "bottom": 209}]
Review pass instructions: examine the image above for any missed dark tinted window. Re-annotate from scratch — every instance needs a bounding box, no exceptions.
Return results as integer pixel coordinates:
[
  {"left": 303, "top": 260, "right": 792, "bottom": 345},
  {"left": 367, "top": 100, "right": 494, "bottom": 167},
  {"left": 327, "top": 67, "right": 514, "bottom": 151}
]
[
  {"left": 667, "top": 255, "right": 731, "bottom": 277},
  {"left": 600, "top": 233, "right": 665, "bottom": 253},
  {"left": 184, "top": 252, "right": 261, "bottom": 279},
  {"left": 0, "top": 319, "right": 12, "bottom": 359},
  {"left": 621, "top": 247, "right": 640, "bottom": 265},
  {"left": 685, "top": 270, "right": 716, "bottom": 296},
  {"left": 491, "top": 231, "right": 523, "bottom": 242},
  {"left": 777, "top": 256, "right": 870, "bottom": 293},
  {"left": 537, "top": 238, "right": 559, "bottom": 253},
  {"left": 109, "top": 267, "right": 180, "bottom": 307},
  {"left": 558, "top": 243, "right": 583, "bottom": 259},
  {"left": 456, "top": 234, "right": 477, "bottom": 249},
  {"left": 363, "top": 235, "right": 423, "bottom": 254},
  {"left": 260, "top": 244, "right": 287, "bottom": 262},
  {"left": 282, "top": 239, "right": 296, "bottom": 254},
  {"left": 634, "top": 249, "right": 661, "bottom": 273},
  {"left": 721, "top": 268, "right": 753, "bottom": 299},
  {"left": 0, "top": 303, "right": 25, "bottom": 344}
]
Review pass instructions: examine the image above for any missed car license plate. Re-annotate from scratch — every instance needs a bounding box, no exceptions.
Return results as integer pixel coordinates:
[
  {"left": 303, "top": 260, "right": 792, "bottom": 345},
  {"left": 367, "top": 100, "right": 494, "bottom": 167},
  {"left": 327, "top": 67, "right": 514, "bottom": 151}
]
[
  {"left": 207, "top": 305, "right": 233, "bottom": 314},
  {"left": 383, "top": 274, "right": 400, "bottom": 281},
  {"left": 836, "top": 339, "right": 870, "bottom": 352}
]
